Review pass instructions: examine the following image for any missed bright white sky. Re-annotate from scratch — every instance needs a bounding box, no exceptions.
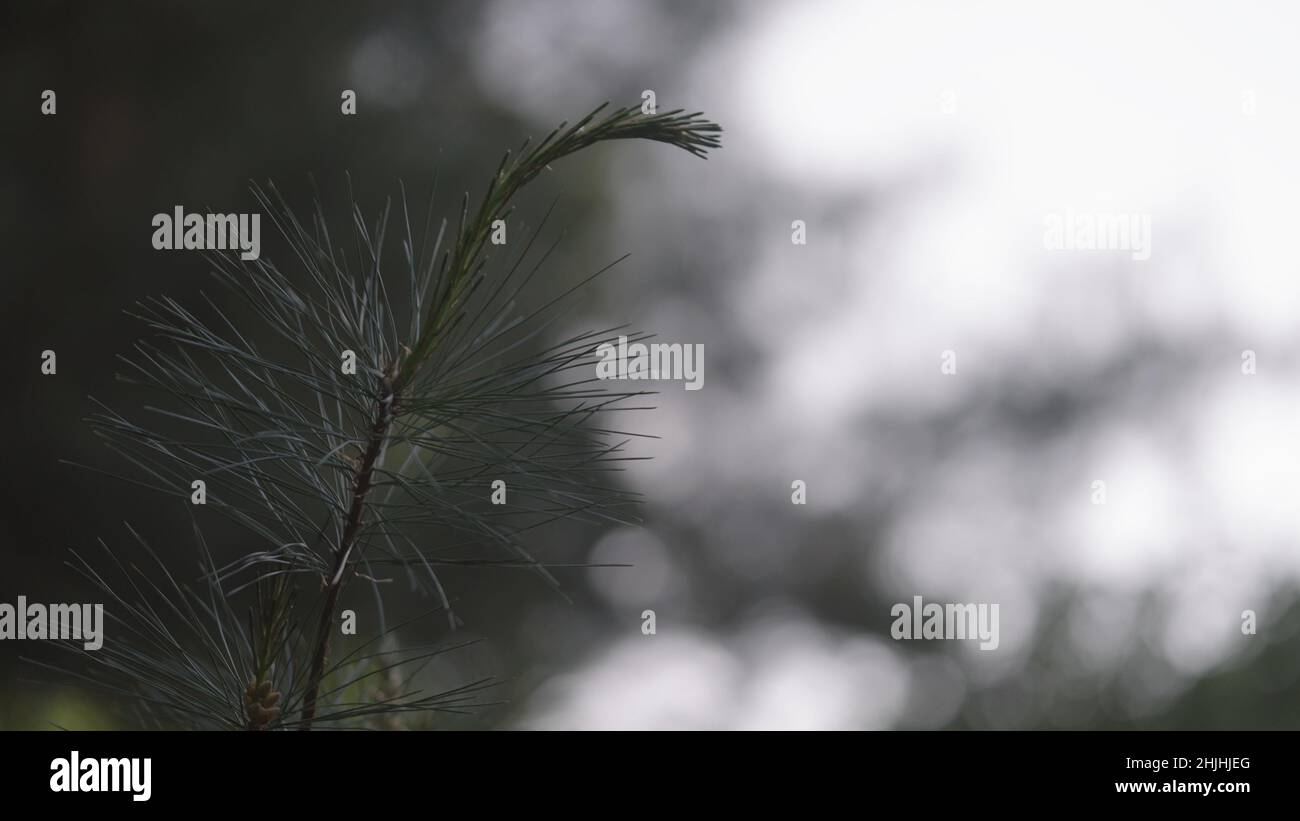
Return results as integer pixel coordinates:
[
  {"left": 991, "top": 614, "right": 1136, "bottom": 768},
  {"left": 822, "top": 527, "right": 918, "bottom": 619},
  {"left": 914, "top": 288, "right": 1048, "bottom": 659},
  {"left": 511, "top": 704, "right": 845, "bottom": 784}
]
[{"left": 467, "top": 0, "right": 1300, "bottom": 727}]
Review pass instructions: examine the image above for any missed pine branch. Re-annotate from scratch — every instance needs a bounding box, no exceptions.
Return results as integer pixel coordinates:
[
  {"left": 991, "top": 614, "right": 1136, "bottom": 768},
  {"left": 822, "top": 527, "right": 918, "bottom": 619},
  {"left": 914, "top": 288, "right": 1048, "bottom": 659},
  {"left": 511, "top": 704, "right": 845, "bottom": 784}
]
[
  {"left": 400, "top": 103, "right": 721, "bottom": 383},
  {"left": 71, "top": 101, "right": 721, "bottom": 730},
  {"left": 300, "top": 373, "right": 396, "bottom": 725}
]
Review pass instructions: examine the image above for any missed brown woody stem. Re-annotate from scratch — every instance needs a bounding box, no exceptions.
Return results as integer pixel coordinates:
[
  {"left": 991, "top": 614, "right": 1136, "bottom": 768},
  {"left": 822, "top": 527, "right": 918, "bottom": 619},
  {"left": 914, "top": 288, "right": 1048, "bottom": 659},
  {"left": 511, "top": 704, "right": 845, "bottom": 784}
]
[{"left": 298, "top": 377, "right": 396, "bottom": 729}]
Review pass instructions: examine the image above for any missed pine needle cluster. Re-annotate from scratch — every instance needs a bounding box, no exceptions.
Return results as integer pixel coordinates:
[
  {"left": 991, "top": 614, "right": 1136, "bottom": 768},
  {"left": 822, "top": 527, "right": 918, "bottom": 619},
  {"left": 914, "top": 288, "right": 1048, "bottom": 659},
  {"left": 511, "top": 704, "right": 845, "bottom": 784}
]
[{"left": 45, "top": 103, "right": 721, "bottom": 729}]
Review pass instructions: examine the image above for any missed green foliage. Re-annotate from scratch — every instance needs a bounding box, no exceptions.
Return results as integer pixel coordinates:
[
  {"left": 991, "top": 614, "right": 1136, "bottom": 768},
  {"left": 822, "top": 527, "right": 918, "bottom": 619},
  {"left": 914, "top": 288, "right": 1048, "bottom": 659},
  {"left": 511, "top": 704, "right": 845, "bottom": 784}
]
[{"left": 51, "top": 103, "right": 721, "bottom": 729}]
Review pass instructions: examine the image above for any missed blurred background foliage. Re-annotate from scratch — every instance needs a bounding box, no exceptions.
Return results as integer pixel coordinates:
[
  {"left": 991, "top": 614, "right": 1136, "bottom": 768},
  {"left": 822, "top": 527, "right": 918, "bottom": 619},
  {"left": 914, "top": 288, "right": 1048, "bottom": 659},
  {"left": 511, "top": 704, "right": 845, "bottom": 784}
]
[{"left": 4, "top": 0, "right": 1300, "bottom": 729}]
